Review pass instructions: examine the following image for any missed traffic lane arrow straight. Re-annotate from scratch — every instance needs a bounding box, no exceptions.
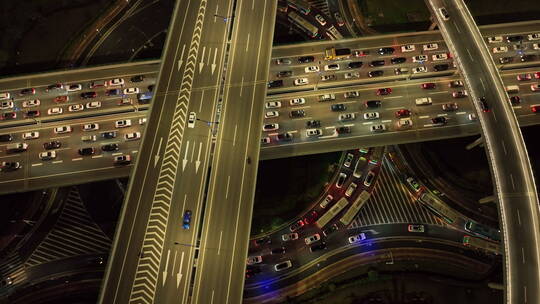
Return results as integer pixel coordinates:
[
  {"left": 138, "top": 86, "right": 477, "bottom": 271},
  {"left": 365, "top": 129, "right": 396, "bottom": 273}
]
[
  {"left": 212, "top": 48, "right": 217, "bottom": 74},
  {"left": 162, "top": 249, "right": 170, "bottom": 286},
  {"left": 182, "top": 140, "right": 190, "bottom": 171},
  {"left": 178, "top": 44, "right": 186, "bottom": 71},
  {"left": 154, "top": 137, "right": 164, "bottom": 167},
  {"left": 195, "top": 141, "right": 202, "bottom": 173},
  {"left": 199, "top": 46, "right": 206, "bottom": 73}
]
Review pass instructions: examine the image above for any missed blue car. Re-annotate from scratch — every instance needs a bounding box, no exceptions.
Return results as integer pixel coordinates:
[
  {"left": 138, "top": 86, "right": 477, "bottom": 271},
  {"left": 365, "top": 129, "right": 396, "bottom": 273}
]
[{"left": 183, "top": 210, "right": 192, "bottom": 229}]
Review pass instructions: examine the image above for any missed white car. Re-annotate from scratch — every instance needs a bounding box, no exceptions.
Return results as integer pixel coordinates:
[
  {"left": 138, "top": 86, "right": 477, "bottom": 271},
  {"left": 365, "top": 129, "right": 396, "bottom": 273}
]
[
  {"left": 66, "top": 84, "right": 82, "bottom": 92},
  {"left": 533, "top": 43, "right": 540, "bottom": 50},
  {"left": 468, "top": 113, "right": 478, "bottom": 121},
  {"left": 281, "top": 233, "right": 299, "bottom": 242},
  {"left": 246, "top": 256, "right": 262, "bottom": 265},
  {"left": 531, "top": 84, "right": 540, "bottom": 92},
  {"left": 108, "top": 78, "right": 125, "bottom": 86},
  {"left": 265, "top": 111, "right": 279, "bottom": 118},
  {"left": 324, "top": 64, "right": 340, "bottom": 71},
  {"left": 0, "top": 101, "right": 14, "bottom": 110},
  {"left": 344, "top": 153, "right": 354, "bottom": 168},
  {"left": 39, "top": 151, "right": 56, "bottom": 161},
  {"left": 274, "top": 260, "right": 292, "bottom": 272},
  {"left": 47, "top": 107, "right": 63, "bottom": 115},
  {"left": 344, "top": 72, "right": 360, "bottom": 79},
  {"left": 370, "top": 124, "right": 386, "bottom": 132},
  {"left": 22, "top": 131, "right": 39, "bottom": 139},
  {"left": 265, "top": 101, "right": 281, "bottom": 109},
  {"left": 290, "top": 98, "right": 305, "bottom": 106},
  {"left": 528, "top": 33, "right": 540, "bottom": 41},
  {"left": 123, "top": 87, "right": 140, "bottom": 94},
  {"left": 339, "top": 113, "right": 356, "bottom": 121},
  {"left": 415, "top": 97, "right": 432, "bottom": 105},
  {"left": 487, "top": 36, "right": 503, "bottom": 43},
  {"left": 401, "top": 44, "right": 415, "bottom": 52},
  {"left": 304, "top": 233, "right": 321, "bottom": 245},
  {"left": 438, "top": 7, "right": 450, "bottom": 20},
  {"left": 348, "top": 233, "right": 366, "bottom": 244},
  {"left": 261, "top": 136, "right": 271, "bottom": 144},
  {"left": 0, "top": 92, "right": 11, "bottom": 100},
  {"left": 54, "top": 126, "right": 72, "bottom": 134},
  {"left": 412, "top": 66, "right": 427, "bottom": 74},
  {"left": 86, "top": 101, "right": 101, "bottom": 109},
  {"left": 188, "top": 112, "right": 196, "bottom": 128},
  {"left": 304, "top": 66, "right": 320, "bottom": 73},
  {"left": 345, "top": 182, "right": 357, "bottom": 197},
  {"left": 125, "top": 132, "right": 141, "bottom": 141},
  {"left": 492, "top": 46, "right": 508, "bottom": 53},
  {"left": 397, "top": 118, "right": 413, "bottom": 129},
  {"left": 320, "top": 194, "right": 333, "bottom": 208},
  {"left": 408, "top": 224, "right": 425, "bottom": 233},
  {"left": 22, "top": 99, "right": 40, "bottom": 108},
  {"left": 262, "top": 123, "right": 279, "bottom": 131},
  {"left": 412, "top": 55, "right": 428, "bottom": 63},
  {"left": 315, "top": 14, "right": 326, "bottom": 26},
  {"left": 432, "top": 53, "right": 448, "bottom": 61},
  {"left": 319, "top": 94, "right": 335, "bottom": 101},
  {"left": 294, "top": 78, "right": 308, "bottom": 86},
  {"left": 363, "top": 112, "right": 379, "bottom": 120},
  {"left": 139, "top": 118, "right": 147, "bottom": 125},
  {"left": 83, "top": 123, "right": 99, "bottom": 131},
  {"left": 68, "top": 104, "right": 84, "bottom": 112},
  {"left": 115, "top": 119, "right": 132, "bottom": 128},
  {"left": 423, "top": 43, "right": 438, "bottom": 51},
  {"left": 306, "top": 128, "right": 322, "bottom": 137}
]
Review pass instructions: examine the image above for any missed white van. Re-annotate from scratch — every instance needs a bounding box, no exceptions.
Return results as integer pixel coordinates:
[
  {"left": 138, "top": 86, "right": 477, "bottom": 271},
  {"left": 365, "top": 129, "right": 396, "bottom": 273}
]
[
  {"left": 415, "top": 97, "right": 432, "bottom": 105},
  {"left": 506, "top": 85, "right": 519, "bottom": 94}
]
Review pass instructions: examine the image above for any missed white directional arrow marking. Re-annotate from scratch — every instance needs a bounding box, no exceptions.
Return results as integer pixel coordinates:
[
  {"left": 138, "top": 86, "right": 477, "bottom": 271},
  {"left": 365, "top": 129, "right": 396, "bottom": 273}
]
[
  {"left": 211, "top": 48, "right": 217, "bottom": 74},
  {"left": 177, "top": 45, "right": 186, "bottom": 71},
  {"left": 162, "top": 249, "right": 170, "bottom": 286},
  {"left": 195, "top": 142, "right": 202, "bottom": 173},
  {"left": 182, "top": 141, "right": 190, "bottom": 171},
  {"left": 154, "top": 137, "right": 163, "bottom": 167},
  {"left": 177, "top": 251, "right": 185, "bottom": 288},
  {"left": 199, "top": 46, "right": 206, "bottom": 73}
]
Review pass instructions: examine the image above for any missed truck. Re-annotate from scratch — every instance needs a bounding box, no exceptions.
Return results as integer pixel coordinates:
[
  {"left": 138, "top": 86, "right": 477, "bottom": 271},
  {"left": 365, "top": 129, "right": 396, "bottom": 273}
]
[{"left": 324, "top": 47, "right": 351, "bottom": 60}]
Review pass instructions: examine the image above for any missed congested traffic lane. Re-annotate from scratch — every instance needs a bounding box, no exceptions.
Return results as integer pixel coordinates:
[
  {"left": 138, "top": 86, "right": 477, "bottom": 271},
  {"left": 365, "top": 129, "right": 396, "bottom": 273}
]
[
  {"left": 0, "top": 73, "right": 156, "bottom": 128},
  {"left": 0, "top": 111, "right": 146, "bottom": 192}
]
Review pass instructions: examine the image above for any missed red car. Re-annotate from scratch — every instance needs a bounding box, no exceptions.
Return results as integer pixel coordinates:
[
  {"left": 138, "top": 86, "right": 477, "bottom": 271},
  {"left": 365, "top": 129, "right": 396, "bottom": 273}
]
[
  {"left": 1, "top": 112, "right": 16, "bottom": 120},
  {"left": 54, "top": 95, "right": 69, "bottom": 103},
  {"left": 532, "top": 105, "right": 540, "bottom": 113},
  {"left": 303, "top": 211, "right": 319, "bottom": 224},
  {"left": 290, "top": 220, "right": 305, "bottom": 232},
  {"left": 376, "top": 88, "right": 392, "bottom": 95},
  {"left": 535, "top": 72, "right": 540, "bottom": 79},
  {"left": 517, "top": 74, "right": 532, "bottom": 81},
  {"left": 395, "top": 109, "right": 411, "bottom": 118},
  {"left": 421, "top": 83, "right": 436, "bottom": 89}
]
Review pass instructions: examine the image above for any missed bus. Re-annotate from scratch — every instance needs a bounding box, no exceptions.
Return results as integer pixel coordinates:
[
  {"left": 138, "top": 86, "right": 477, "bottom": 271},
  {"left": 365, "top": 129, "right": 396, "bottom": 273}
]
[
  {"left": 137, "top": 91, "right": 154, "bottom": 104},
  {"left": 418, "top": 193, "right": 459, "bottom": 224},
  {"left": 465, "top": 221, "right": 501, "bottom": 242},
  {"left": 327, "top": 26, "right": 344, "bottom": 40},
  {"left": 288, "top": 11, "right": 318, "bottom": 38},
  {"left": 352, "top": 156, "right": 367, "bottom": 178},
  {"left": 316, "top": 197, "right": 349, "bottom": 228},
  {"left": 287, "top": 0, "right": 311, "bottom": 15},
  {"left": 463, "top": 235, "right": 501, "bottom": 255},
  {"left": 340, "top": 190, "right": 370, "bottom": 225}
]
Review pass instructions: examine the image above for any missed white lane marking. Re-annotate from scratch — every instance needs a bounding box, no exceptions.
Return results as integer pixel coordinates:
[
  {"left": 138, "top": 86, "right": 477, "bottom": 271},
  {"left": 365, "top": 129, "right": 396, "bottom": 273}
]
[
  {"left": 510, "top": 173, "right": 516, "bottom": 190},
  {"left": 199, "top": 90, "right": 205, "bottom": 112},
  {"left": 456, "top": 112, "right": 466, "bottom": 115},
  {"left": 50, "top": 136, "right": 70, "bottom": 140},
  {"left": 132, "top": 150, "right": 138, "bottom": 154},
  {"left": 245, "top": 33, "right": 250, "bottom": 52},
  {"left": 92, "top": 155, "right": 103, "bottom": 159},
  {"left": 454, "top": 21, "right": 461, "bottom": 33},
  {"left": 31, "top": 163, "right": 42, "bottom": 167},
  {"left": 501, "top": 140, "right": 507, "bottom": 155},
  {"left": 217, "top": 231, "right": 223, "bottom": 255},
  {"left": 466, "top": 48, "right": 474, "bottom": 61},
  {"left": 428, "top": 91, "right": 448, "bottom": 94},
  {"left": 232, "top": 125, "right": 238, "bottom": 146},
  {"left": 112, "top": 152, "right": 123, "bottom": 156},
  {"left": 524, "top": 285, "right": 527, "bottom": 303},
  {"left": 437, "top": 113, "right": 448, "bottom": 117},
  {"left": 239, "top": 77, "right": 244, "bottom": 96},
  {"left": 0, "top": 154, "right": 19, "bottom": 159},
  {"left": 211, "top": 290, "right": 215, "bottom": 304},
  {"left": 480, "top": 78, "right": 486, "bottom": 90},
  {"left": 225, "top": 176, "right": 231, "bottom": 199},
  {"left": 517, "top": 209, "right": 522, "bottom": 226},
  {"left": 177, "top": 251, "right": 184, "bottom": 288},
  {"left": 513, "top": 106, "right": 522, "bottom": 109},
  {"left": 384, "top": 96, "right": 403, "bottom": 99},
  {"left": 522, "top": 247, "right": 526, "bottom": 264},
  {"left": 72, "top": 158, "right": 83, "bottom": 161},
  {"left": 52, "top": 160, "right": 63, "bottom": 164},
  {"left": 381, "top": 120, "right": 392, "bottom": 123},
  {"left": 419, "top": 115, "right": 429, "bottom": 119},
  {"left": 362, "top": 122, "right": 373, "bottom": 125}
]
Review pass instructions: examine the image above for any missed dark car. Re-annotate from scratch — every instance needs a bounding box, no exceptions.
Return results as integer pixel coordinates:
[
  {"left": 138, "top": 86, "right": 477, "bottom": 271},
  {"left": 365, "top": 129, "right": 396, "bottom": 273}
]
[
  {"left": 0, "top": 134, "right": 12, "bottom": 142},
  {"left": 421, "top": 83, "right": 436, "bottom": 89},
  {"left": 510, "top": 96, "right": 521, "bottom": 104},
  {"left": 80, "top": 91, "right": 97, "bottom": 99},
  {"left": 148, "top": 84, "right": 155, "bottom": 91},
  {"left": 507, "top": 35, "right": 523, "bottom": 43},
  {"left": 303, "top": 210, "right": 318, "bottom": 224},
  {"left": 344, "top": 91, "right": 360, "bottom": 98},
  {"left": 310, "top": 242, "right": 327, "bottom": 253},
  {"left": 130, "top": 75, "right": 145, "bottom": 82},
  {"left": 306, "top": 120, "right": 321, "bottom": 128},
  {"left": 0, "top": 162, "right": 21, "bottom": 172},
  {"left": 378, "top": 47, "right": 395, "bottom": 55},
  {"left": 348, "top": 61, "right": 363, "bottom": 68},
  {"left": 368, "top": 70, "right": 384, "bottom": 77},
  {"left": 43, "top": 141, "right": 61, "bottom": 150},
  {"left": 395, "top": 109, "right": 411, "bottom": 118},
  {"left": 87, "top": 257, "right": 105, "bottom": 265},
  {"left": 254, "top": 236, "right": 271, "bottom": 246},
  {"left": 331, "top": 104, "right": 346, "bottom": 111},
  {"left": 245, "top": 266, "right": 262, "bottom": 278},
  {"left": 365, "top": 100, "right": 381, "bottom": 108},
  {"left": 277, "top": 132, "right": 293, "bottom": 141},
  {"left": 289, "top": 219, "right": 305, "bottom": 232},
  {"left": 298, "top": 56, "right": 315, "bottom": 63},
  {"left": 390, "top": 57, "right": 407, "bottom": 64},
  {"left": 369, "top": 60, "right": 385, "bottom": 67},
  {"left": 431, "top": 116, "right": 448, "bottom": 125},
  {"left": 105, "top": 89, "right": 121, "bottom": 96},
  {"left": 376, "top": 88, "right": 392, "bottom": 95},
  {"left": 20, "top": 88, "right": 35, "bottom": 95},
  {"left": 101, "top": 131, "right": 117, "bottom": 139},
  {"left": 520, "top": 55, "right": 535, "bottom": 62},
  {"left": 290, "top": 109, "right": 305, "bottom": 118},
  {"left": 442, "top": 102, "right": 459, "bottom": 111},
  {"left": 478, "top": 97, "right": 489, "bottom": 112},
  {"left": 46, "top": 83, "right": 63, "bottom": 91},
  {"left": 101, "top": 143, "right": 119, "bottom": 152},
  {"left": 183, "top": 210, "right": 192, "bottom": 229},
  {"left": 322, "top": 224, "right": 339, "bottom": 237},
  {"left": 25, "top": 110, "right": 40, "bottom": 118},
  {"left": 267, "top": 80, "right": 283, "bottom": 88},
  {"left": 434, "top": 64, "right": 449, "bottom": 71},
  {"left": 1, "top": 112, "right": 16, "bottom": 120},
  {"left": 499, "top": 57, "right": 513, "bottom": 64},
  {"left": 277, "top": 71, "right": 292, "bottom": 78},
  {"left": 271, "top": 247, "right": 286, "bottom": 255},
  {"left": 78, "top": 147, "right": 95, "bottom": 156},
  {"left": 336, "top": 126, "right": 351, "bottom": 134}
]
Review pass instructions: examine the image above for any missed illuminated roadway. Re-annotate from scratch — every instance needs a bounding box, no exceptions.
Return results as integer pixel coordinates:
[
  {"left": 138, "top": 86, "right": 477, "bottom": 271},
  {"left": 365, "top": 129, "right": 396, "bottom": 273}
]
[{"left": 428, "top": 1, "right": 540, "bottom": 303}]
